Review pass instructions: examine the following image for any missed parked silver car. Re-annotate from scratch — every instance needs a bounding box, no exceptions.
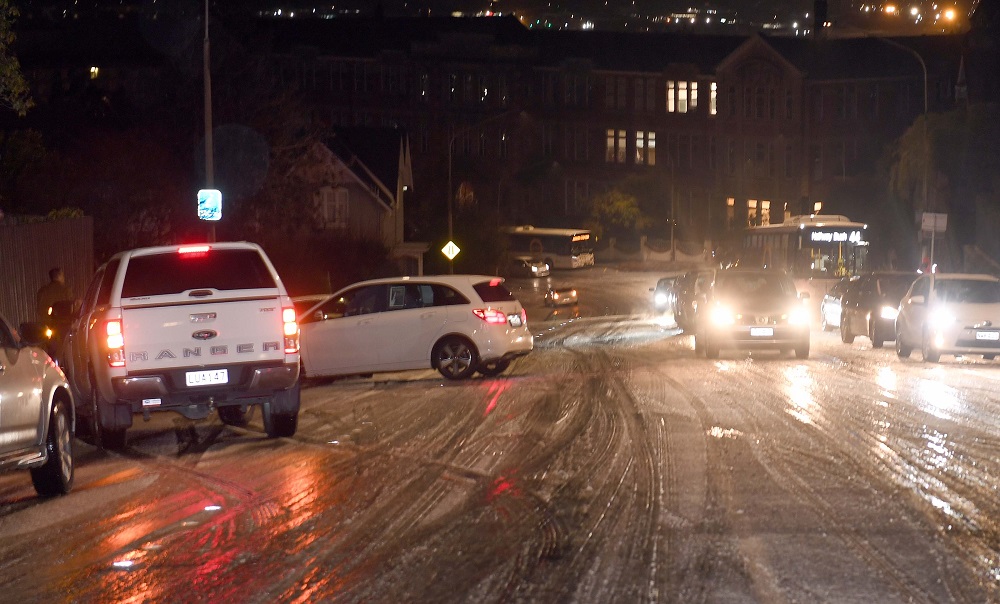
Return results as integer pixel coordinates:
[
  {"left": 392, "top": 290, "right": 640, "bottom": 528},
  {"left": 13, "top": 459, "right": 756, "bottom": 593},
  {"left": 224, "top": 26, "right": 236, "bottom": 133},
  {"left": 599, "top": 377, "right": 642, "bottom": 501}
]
[{"left": 0, "top": 316, "right": 74, "bottom": 497}]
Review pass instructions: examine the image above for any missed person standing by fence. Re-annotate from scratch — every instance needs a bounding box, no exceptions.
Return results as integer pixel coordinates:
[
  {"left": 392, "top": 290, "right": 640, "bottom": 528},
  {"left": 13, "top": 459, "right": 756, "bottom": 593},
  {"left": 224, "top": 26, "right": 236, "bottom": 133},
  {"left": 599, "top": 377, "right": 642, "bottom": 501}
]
[{"left": 35, "top": 267, "right": 73, "bottom": 323}]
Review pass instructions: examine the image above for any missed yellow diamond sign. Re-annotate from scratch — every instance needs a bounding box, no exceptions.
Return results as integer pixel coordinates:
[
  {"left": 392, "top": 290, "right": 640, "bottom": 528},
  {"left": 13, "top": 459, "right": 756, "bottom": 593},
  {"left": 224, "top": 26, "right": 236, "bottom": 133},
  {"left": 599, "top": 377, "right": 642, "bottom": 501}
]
[{"left": 442, "top": 241, "right": 461, "bottom": 260}]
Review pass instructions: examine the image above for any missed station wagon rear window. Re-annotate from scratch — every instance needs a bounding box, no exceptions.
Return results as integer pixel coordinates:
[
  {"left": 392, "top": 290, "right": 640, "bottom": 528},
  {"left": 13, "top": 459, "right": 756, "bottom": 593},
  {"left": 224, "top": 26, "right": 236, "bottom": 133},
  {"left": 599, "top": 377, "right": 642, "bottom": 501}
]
[
  {"left": 474, "top": 280, "right": 516, "bottom": 303},
  {"left": 121, "top": 249, "right": 277, "bottom": 297}
]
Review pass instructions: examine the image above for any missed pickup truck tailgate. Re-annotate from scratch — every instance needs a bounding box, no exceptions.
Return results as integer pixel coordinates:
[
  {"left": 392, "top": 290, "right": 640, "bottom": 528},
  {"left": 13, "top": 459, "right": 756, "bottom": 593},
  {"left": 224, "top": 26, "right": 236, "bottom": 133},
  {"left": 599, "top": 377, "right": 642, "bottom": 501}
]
[{"left": 121, "top": 298, "right": 287, "bottom": 372}]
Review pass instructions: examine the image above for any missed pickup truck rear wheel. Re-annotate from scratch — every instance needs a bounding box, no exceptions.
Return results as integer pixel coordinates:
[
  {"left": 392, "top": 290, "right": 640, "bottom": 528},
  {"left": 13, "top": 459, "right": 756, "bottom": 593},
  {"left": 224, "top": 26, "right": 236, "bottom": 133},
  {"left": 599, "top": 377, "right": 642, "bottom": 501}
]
[
  {"left": 218, "top": 406, "right": 251, "bottom": 427},
  {"left": 263, "top": 383, "right": 300, "bottom": 438},
  {"left": 30, "top": 399, "right": 74, "bottom": 497},
  {"left": 89, "top": 380, "right": 126, "bottom": 451}
]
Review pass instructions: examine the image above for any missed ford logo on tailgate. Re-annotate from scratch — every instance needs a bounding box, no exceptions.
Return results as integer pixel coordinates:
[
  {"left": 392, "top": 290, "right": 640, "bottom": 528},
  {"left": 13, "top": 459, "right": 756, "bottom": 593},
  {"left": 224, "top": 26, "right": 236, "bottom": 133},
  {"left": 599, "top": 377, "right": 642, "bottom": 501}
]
[{"left": 192, "top": 330, "right": 218, "bottom": 341}]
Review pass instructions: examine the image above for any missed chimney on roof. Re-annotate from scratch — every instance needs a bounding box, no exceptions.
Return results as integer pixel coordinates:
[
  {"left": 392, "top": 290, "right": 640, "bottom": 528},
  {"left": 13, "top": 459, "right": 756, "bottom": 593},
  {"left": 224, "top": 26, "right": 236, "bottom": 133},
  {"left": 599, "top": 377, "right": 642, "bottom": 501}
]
[{"left": 814, "top": 0, "right": 828, "bottom": 38}]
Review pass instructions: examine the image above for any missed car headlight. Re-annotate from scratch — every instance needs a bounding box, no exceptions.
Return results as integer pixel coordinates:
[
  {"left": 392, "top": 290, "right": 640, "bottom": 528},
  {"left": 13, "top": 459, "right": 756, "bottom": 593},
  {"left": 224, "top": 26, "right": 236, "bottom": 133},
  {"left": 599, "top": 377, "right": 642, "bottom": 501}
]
[
  {"left": 654, "top": 292, "right": 668, "bottom": 306},
  {"left": 879, "top": 305, "right": 899, "bottom": 321},
  {"left": 927, "top": 308, "right": 956, "bottom": 330},
  {"left": 788, "top": 305, "right": 810, "bottom": 326},
  {"left": 710, "top": 304, "right": 736, "bottom": 326}
]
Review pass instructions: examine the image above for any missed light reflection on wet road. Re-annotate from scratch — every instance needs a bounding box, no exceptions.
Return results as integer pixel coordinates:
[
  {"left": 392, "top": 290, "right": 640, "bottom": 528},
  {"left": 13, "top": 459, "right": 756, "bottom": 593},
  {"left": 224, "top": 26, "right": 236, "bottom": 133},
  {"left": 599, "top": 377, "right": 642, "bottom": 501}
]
[{"left": 0, "top": 267, "right": 998, "bottom": 602}]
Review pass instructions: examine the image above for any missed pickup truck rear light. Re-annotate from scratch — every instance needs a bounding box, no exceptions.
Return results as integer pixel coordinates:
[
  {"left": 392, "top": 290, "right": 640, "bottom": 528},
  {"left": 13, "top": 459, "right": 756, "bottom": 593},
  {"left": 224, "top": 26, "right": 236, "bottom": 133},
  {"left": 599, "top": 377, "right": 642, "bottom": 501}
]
[
  {"left": 473, "top": 308, "right": 507, "bottom": 325},
  {"left": 282, "top": 307, "right": 299, "bottom": 353},
  {"left": 105, "top": 319, "right": 125, "bottom": 367}
]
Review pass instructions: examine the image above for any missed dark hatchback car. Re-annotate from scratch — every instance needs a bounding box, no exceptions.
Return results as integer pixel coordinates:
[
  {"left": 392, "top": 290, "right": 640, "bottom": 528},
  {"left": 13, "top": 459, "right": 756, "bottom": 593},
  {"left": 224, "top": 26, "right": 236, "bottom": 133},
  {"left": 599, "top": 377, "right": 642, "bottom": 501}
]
[
  {"left": 696, "top": 269, "right": 811, "bottom": 359},
  {"left": 650, "top": 272, "right": 684, "bottom": 314},
  {"left": 838, "top": 271, "right": 918, "bottom": 347}
]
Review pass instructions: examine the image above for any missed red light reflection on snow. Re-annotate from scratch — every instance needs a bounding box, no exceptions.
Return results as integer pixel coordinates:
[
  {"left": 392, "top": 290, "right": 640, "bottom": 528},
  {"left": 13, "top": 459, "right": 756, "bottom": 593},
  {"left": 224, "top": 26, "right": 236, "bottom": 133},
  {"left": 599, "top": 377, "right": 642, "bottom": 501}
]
[{"left": 482, "top": 379, "right": 512, "bottom": 417}]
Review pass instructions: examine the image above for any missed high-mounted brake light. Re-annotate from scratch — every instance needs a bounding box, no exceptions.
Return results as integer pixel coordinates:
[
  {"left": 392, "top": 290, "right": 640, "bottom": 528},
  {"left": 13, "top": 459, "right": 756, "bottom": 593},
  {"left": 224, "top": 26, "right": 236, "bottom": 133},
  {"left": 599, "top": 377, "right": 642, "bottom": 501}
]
[
  {"left": 105, "top": 319, "right": 125, "bottom": 367},
  {"left": 178, "top": 245, "right": 211, "bottom": 255},
  {"left": 473, "top": 308, "right": 507, "bottom": 325},
  {"left": 282, "top": 307, "right": 299, "bottom": 353},
  {"left": 489, "top": 278, "right": 502, "bottom": 287}
]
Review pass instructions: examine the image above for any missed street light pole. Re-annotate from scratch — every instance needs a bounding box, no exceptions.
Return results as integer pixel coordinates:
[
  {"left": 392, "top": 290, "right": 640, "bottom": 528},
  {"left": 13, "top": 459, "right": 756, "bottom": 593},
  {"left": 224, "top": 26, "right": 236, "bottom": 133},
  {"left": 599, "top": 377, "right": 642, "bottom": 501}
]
[{"left": 204, "top": 0, "right": 215, "bottom": 243}]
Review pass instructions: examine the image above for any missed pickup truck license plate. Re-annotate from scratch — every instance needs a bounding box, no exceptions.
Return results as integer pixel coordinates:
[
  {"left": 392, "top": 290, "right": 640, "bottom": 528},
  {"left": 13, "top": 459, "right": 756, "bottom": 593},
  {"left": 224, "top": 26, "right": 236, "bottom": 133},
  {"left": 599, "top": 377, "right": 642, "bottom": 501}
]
[
  {"left": 976, "top": 331, "right": 1000, "bottom": 341},
  {"left": 186, "top": 369, "right": 228, "bottom": 387},
  {"left": 750, "top": 327, "right": 774, "bottom": 337}
]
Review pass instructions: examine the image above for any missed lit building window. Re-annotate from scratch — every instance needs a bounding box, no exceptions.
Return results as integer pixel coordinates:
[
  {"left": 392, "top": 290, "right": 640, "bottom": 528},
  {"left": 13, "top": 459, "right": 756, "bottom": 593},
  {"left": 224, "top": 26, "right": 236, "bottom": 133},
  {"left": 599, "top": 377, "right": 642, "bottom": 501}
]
[
  {"left": 667, "top": 80, "right": 675, "bottom": 112},
  {"left": 710, "top": 82, "right": 718, "bottom": 116},
  {"left": 605, "top": 129, "right": 627, "bottom": 163},
  {"left": 678, "top": 82, "right": 689, "bottom": 113},
  {"left": 89, "top": 66, "right": 100, "bottom": 79},
  {"left": 748, "top": 199, "right": 758, "bottom": 226},
  {"left": 690, "top": 82, "right": 698, "bottom": 110},
  {"left": 761, "top": 200, "right": 771, "bottom": 225},
  {"left": 635, "top": 131, "right": 656, "bottom": 166}
]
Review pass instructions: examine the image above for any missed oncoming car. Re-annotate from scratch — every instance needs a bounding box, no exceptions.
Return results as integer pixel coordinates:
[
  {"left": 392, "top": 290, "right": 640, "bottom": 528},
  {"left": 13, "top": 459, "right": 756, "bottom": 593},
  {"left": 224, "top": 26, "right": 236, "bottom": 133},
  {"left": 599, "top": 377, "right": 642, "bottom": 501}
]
[
  {"left": 297, "top": 275, "right": 533, "bottom": 380},
  {"left": 895, "top": 273, "right": 1000, "bottom": 363},
  {"left": 650, "top": 273, "right": 683, "bottom": 314},
  {"left": 544, "top": 285, "right": 578, "bottom": 307},
  {"left": 838, "top": 271, "right": 916, "bottom": 347},
  {"left": 696, "top": 269, "right": 811, "bottom": 359}
]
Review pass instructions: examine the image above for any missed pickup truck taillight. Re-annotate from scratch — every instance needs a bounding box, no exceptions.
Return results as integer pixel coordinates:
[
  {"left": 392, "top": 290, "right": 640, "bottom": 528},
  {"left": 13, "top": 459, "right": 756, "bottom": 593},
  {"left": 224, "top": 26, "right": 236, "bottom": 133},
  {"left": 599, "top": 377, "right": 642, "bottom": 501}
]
[
  {"left": 105, "top": 319, "right": 126, "bottom": 367},
  {"left": 282, "top": 307, "right": 299, "bottom": 353}
]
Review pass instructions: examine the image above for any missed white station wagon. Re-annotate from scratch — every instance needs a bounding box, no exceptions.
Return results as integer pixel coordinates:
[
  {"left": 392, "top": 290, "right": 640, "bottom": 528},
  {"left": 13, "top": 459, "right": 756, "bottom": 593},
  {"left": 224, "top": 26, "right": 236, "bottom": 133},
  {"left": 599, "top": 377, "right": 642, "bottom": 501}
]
[{"left": 296, "top": 275, "right": 533, "bottom": 380}]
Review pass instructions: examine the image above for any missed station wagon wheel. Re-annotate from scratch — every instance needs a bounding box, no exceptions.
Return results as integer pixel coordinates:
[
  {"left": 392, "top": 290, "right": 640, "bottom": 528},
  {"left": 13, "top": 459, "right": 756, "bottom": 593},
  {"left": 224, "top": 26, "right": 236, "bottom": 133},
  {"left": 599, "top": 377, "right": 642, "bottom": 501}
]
[
  {"left": 434, "top": 336, "right": 477, "bottom": 380},
  {"left": 477, "top": 359, "right": 510, "bottom": 377},
  {"left": 30, "top": 399, "right": 74, "bottom": 497}
]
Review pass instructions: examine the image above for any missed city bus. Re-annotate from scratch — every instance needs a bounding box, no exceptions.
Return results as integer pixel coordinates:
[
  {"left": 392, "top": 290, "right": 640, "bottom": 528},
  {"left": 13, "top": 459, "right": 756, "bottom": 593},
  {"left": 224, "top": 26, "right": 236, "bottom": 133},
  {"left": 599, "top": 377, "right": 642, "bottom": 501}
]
[
  {"left": 502, "top": 225, "right": 596, "bottom": 270},
  {"left": 740, "top": 214, "right": 869, "bottom": 278}
]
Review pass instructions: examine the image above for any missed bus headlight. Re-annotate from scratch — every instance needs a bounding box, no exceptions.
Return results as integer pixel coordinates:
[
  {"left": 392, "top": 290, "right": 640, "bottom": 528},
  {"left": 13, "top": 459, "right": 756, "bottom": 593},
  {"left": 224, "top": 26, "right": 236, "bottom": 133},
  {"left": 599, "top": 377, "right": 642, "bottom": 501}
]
[{"left": 879, "top": 305, "right": 899, "bottom": 321}]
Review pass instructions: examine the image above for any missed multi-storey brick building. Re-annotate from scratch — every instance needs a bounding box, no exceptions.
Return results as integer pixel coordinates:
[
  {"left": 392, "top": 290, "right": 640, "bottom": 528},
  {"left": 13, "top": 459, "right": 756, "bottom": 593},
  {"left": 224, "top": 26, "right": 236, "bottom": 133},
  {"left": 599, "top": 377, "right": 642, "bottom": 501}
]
[
  {"left": 265, "top": 15, "right": 964, "bottom": 252},
  {"left": 13, "top": 13, "right": 971, "bottom": 263}
]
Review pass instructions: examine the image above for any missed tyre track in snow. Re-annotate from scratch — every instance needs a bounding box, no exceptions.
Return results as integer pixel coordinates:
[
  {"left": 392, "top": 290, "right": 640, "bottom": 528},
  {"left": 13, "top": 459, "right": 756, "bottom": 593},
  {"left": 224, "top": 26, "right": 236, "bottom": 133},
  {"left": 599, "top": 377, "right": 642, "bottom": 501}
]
[{"left": 688, "top": 355, "right": 989, "bottom": 602}]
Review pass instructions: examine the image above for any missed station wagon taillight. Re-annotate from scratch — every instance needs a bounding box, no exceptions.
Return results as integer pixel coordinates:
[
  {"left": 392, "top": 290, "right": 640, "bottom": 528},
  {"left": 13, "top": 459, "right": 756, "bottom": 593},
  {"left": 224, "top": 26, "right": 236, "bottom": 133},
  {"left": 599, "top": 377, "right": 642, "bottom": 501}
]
[{"left": 473, "top": 308, "right": 508, "bottom": 325}]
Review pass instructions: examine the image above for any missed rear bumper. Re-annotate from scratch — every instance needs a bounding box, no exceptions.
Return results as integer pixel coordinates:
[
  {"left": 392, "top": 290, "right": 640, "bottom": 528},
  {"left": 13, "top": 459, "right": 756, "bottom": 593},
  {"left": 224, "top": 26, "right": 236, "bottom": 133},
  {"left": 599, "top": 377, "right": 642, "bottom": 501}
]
[{"left": 112, "top": 361, "right": 300, "bottom": 406}]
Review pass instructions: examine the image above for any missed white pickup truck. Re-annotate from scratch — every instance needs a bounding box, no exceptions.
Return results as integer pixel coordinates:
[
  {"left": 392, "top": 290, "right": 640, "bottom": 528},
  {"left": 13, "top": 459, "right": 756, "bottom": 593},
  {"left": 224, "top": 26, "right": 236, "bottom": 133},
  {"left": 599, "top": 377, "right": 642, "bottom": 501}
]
[{"left": 62, "top": 242, "right": 301, "bottom": 449}]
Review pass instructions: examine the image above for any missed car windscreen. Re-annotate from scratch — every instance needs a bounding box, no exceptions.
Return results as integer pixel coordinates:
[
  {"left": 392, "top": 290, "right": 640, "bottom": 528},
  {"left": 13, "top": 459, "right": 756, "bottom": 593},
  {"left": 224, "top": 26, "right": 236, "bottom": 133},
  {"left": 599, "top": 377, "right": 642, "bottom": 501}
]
[
  {"left": 473, "top": 280, "right": 517, "bottom": 303},
  {"left": 934, "top": 279, "right": 1000, "bottom": 304},
  {"left": 878, "top": 275, "right": 917, "bottom": 301},
  {"left": 715, "top": 273, "right": 796, "bottom": 299},
  {"left": 121, "top": 249, "right": 277, "bottom": 297}
]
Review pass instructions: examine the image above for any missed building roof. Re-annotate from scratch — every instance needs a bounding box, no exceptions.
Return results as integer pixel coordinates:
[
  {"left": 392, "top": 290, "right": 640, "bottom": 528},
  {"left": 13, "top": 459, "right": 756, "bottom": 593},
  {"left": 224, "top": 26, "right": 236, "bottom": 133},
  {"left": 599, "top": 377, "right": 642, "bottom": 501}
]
[{"left": 325, "top": 127, "right": 409, "bottom": 206}]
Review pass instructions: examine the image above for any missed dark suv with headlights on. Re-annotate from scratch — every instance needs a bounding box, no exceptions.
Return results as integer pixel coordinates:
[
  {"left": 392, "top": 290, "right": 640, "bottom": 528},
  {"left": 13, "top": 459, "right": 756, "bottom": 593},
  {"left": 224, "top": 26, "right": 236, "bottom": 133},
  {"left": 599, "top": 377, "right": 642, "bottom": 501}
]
[
  {"left": 695, "top": 269, "right": 811, "bottom": 359},
  {"left": 838, "top": 271, "right": 917, "bottom": 348}
]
